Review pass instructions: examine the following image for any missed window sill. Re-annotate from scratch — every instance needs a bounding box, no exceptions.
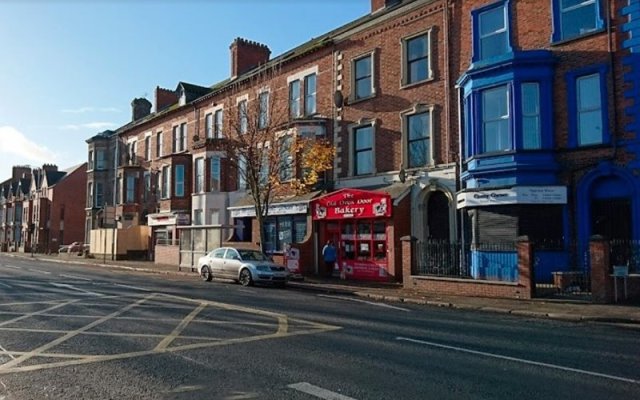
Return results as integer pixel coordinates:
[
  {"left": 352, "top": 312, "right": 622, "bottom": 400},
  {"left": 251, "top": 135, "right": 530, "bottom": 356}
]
[
  {"left": 550, "top": 28, "right": 606, "bottom": 47},
  {"left": 400, "top": 76, "right": 434, "bottom": 90},
  {"left": 348, "top": 93, "right": 376, "bottom": 105}
]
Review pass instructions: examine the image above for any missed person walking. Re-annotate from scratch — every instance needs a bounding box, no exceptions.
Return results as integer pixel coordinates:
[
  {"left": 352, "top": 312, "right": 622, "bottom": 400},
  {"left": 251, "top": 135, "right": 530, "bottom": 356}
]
[{"left": 322, "top": 240, "right": 337, "bottom": 278}]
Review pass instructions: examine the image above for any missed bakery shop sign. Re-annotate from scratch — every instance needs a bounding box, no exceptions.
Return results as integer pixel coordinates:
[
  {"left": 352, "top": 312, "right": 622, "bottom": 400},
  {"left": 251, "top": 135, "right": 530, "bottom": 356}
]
[{"left": 312, "top": 189, "right": 392, "bottom": 220}]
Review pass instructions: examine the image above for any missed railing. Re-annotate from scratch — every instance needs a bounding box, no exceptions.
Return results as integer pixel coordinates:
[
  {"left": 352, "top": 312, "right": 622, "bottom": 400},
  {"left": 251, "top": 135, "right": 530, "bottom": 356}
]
[
  {"left": 415, "top": 241, "right": 517, "bottom": 281},
  {"left": 610, "top": 239, "right": 640, "bottom": 274},
  {"left": 415, "top": 241, "right": 470, "bottom": 278}
]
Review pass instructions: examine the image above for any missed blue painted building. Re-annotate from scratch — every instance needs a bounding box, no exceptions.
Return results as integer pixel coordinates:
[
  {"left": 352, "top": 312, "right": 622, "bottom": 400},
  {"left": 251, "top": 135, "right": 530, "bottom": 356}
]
[{"left": 455, "top": 0, "right": 639, "bottom": 282}]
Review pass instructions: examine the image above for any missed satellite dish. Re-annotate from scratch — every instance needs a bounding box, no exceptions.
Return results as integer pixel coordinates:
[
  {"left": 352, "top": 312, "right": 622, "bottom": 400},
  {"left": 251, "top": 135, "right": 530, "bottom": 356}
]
[
  {"left": 398, "top": 168, "right": 406, "bottom": 183},
  {"left": 333, "top": 90, "right": 344, "bottom": 108}
]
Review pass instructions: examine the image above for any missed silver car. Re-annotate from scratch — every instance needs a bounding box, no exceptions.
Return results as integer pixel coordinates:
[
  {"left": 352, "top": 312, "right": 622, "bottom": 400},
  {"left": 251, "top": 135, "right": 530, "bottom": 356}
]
[{"left": 197, "top": 247, "right": 289, "bottom": 287}]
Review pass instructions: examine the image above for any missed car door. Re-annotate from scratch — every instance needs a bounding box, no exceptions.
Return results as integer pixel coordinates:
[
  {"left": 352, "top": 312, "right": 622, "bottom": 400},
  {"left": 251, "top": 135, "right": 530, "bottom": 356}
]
[
  {"left": 209, "top": 248, "right": 227, "bottom": 277},
  {"left": 223, "top": 248, "right": 242, "bottom": 278}
]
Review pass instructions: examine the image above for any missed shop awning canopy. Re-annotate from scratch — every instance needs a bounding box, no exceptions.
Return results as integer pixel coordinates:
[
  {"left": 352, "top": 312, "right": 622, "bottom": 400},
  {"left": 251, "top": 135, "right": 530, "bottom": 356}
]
[
  {"left": 228, "top": 190, "right": 323, "bottom": 218},
  {"left": 311, "top": 184, "right": 409, "bottom": 220}
]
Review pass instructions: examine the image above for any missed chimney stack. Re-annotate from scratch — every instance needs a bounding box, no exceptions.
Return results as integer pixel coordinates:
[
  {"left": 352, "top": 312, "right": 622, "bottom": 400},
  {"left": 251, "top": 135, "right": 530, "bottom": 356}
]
[
  {"left": 229, "top": 38, "right": 271, "bottom": 79},
  {"left": 371, "top": 0, "right": 401, "bottom": 13},
  {"left": 154, "top": 86, "right": 179, "bottom": 112},
  {"left": 11, "top": 166, "right": 31, "bottom": 180},
  {"left": 131, "top": 98, "right": 152, "bottom": 121}
]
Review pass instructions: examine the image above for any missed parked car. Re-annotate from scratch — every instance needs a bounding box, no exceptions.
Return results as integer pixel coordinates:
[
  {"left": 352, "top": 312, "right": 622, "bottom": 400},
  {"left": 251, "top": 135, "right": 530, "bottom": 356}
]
[
  {"left": 197, "top": 247, "right": 289, "bottom": 287},
  {"left": 58, "top": 242, "right": 88, "bottom": 254}
]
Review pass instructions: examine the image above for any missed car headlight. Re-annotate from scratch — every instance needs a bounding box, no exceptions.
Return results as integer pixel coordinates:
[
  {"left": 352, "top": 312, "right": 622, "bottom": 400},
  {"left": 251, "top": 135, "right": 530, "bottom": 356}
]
[{"left": 256, "top": 265, "right": 270, "bottom": 272}]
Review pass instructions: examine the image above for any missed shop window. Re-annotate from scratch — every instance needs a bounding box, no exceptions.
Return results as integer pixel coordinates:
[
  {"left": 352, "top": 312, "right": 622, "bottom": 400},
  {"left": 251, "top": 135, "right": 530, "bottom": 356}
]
[
  {"left": 234, "top": 217, "right": 252, "bottom": 242},
  {"left": 263, "top": 215, "right": 307, "bottom": 254},
  {"left": 338, "top": 220, "right": 387, "bottom": 262}
]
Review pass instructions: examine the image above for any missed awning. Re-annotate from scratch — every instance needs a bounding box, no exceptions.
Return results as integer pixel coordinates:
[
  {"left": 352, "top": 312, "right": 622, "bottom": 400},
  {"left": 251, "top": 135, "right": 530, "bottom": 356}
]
[
  {"left": 228, "top": 190, "right": 323, "bottom": 219},
  {"left": 147, "top": 211, "right": 191, "bottom": 226},
  {"left": 311, "top": 186, "right": 405, "bottom": 220},
  {"left": 456, "top": 186, "right": 567, "bottom": 209}
]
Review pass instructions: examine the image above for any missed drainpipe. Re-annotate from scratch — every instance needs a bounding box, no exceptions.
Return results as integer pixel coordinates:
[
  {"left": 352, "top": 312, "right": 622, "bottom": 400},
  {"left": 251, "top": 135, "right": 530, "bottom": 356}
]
[
  {"left": 443, "top": 0, "right": 452, "bottom": 165},
  {"left": 113, "top": 134, "right": 119, "bottom": 207},
  {"left": 605, "top": 0, "right": 619, "bottom": 158}
]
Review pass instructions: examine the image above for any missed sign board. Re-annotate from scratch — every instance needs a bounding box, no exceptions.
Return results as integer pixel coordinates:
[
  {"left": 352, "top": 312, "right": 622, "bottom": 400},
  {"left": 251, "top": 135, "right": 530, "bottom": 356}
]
[
  {"left": 229, "top": 202, "right": 308, "bottom": 218},
  {"left": 613, "top": 265, "right": 629, "bottom": 277},
  {"left": 456, "top": 186, "right": 567, "bottom": 209},
  {"left": 312, "top": 189, "right": 392, "bottom": 220}
]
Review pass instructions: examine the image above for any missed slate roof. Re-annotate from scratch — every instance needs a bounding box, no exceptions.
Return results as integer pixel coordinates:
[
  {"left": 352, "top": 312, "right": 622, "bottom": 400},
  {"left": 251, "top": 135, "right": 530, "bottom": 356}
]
[{"left": 106, "top": 1, "right": 414, "bottom": 137}]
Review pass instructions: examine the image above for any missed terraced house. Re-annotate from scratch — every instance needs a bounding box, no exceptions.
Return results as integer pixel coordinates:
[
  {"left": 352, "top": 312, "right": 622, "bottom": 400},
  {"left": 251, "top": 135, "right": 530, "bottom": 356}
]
[{"left": 84, "top": 0, "right": 639, "bottom": 299}]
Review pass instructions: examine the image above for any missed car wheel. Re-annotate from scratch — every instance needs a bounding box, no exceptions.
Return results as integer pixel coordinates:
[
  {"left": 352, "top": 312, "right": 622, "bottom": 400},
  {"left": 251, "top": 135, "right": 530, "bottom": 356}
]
[
  {"left": 239, "top": 268, "right": 253, "bottom": 287},
  {"left": 200, "top": 266, "right": 213, "bottom": 282}
]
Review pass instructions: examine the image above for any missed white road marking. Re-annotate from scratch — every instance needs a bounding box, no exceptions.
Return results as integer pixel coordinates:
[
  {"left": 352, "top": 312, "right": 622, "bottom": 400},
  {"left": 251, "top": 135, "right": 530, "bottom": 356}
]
[
  {"left": 114, "top": 284, "right": 151, "bottom": 292},
  {"left": 50, "top": 283, "right": 104, "bottom": 297},
  {"left": 318, "top": 294, "right": 411, "bottom": 312},
  {"left": 59, "top": 274, "right": 91, "bottom": 281},
  {"left": 287, "top": 382, "right": 357, "bottom": 400},
  {"left": 28, "top": 269, "right": 51, "bottom": 275},
  {"left": 0, "top": 344, "right": 15, "bottom": 360},
  {"left": 0, "top": 283, "right": 11, "bottom": 289},
  {"left": 396, "top": 337, "right": 640, "bottom": 385},
  {"left": 0, "top": 265, "right": 19, "bottom": 270}
]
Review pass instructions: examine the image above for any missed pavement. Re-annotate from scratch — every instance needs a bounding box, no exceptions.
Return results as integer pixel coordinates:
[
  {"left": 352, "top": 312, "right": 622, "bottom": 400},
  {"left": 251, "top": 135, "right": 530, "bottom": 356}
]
[{"left": 3, "top": 252, "right": 640, "bottom": 326}]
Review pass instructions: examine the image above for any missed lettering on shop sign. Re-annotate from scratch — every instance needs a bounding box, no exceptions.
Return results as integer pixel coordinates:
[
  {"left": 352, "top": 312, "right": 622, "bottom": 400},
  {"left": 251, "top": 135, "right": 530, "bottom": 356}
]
[
  {"left": 473, "top": 192, "right": 508, "bottom": 199},
  {"left": 312, "top": 189, "right": 392, "bottom": 220}
]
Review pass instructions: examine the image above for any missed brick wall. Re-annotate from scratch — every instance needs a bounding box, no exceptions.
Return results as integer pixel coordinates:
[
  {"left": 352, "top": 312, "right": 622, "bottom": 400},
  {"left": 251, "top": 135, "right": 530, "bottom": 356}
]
[
  {"left": 337, "top": 0, "right": 453, "bottom": 178},
  {"left": 402, "top": 236, "right": 535, "bottom": 299},
  {"left": 154, "top": 244, "right": 179, "bottom": 266},
  {"left": 48, "top": 163, "right": 88, "bottom": 252}
]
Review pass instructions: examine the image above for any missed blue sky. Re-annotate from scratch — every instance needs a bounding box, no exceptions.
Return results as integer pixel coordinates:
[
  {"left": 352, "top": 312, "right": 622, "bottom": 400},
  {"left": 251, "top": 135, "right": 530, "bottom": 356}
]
[{"left": 0, "top": 0, "right": 369, "bottom": 177}]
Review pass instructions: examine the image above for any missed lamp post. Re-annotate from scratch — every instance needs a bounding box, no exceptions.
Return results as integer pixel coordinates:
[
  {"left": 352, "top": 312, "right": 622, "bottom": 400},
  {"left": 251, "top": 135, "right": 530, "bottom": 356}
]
[{"left": 112, "top": 214, "right": 121, "bottom": 261}]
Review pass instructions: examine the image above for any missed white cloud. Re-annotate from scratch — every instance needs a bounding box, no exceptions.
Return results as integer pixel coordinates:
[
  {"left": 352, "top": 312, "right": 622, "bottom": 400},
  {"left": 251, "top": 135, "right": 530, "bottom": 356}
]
[
  {"left": 59, "top": 122, "right": 117, "bottom": 131},
  {"left": 61, "top": 106, "right": 121, "bottom": 113},
  {"left": 0, "top": 126, "right": 57, "bottom": 165}
]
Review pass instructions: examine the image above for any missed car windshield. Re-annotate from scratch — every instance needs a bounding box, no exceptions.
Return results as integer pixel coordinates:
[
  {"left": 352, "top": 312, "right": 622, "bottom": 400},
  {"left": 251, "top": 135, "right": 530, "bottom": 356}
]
[{"left": 237, "top": 249, "right": 270, "bottom": 261}]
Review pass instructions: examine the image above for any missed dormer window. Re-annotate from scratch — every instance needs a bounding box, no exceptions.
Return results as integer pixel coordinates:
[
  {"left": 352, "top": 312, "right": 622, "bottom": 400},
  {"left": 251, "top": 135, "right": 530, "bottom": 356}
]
[{"left": 179, "top": 88, "right": 187, "bottom": 106}]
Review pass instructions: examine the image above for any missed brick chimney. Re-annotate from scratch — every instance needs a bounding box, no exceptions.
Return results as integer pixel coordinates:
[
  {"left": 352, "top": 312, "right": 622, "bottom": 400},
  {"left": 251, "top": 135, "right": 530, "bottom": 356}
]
[
  {"left": 230, "top": 38, "right": 271, "bottom": 79},
  {"left": 131, "top": 98, "right": 152, "bottom": 121},
  {"left": 41, "top": 164, "right": 58, "bottom": 173},
  {"left": 371, "top": 0, "right": 401, "bottom": 13},
  {"left": 11, "top": 166, "right": 31, "bottom": 180},
  {"left": 154, "top": 86, "right": 179, "bottom": 112}
]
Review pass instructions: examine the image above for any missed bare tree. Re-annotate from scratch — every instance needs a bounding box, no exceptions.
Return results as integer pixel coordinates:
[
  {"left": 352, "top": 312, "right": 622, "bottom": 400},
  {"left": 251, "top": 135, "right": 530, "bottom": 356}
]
[{"left": 222, "top": 66, "right": 333, "bottom": 253}]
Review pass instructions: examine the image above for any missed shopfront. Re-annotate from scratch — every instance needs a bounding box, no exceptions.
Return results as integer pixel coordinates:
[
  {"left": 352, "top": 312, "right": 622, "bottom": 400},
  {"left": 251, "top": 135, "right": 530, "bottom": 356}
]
[{"left": 312, "top": 188, "right": 392, "bottom": 281}]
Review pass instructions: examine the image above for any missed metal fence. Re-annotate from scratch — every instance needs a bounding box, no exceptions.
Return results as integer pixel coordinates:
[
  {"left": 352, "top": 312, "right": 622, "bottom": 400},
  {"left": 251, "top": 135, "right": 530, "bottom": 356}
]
[
  {"left": 415, "top": 241, "right": 517, "bottom": 282},
  {"left": 533, "top": 240, "right": 591, "bottom": 299},
  {"left": 610, "top": 239, "right": 640, "bottom": 274}
]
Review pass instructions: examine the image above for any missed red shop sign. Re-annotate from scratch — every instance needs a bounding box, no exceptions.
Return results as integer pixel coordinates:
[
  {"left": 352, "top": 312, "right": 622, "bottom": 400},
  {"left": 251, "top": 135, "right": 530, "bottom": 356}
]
[{"left": 311, "top": 188, "right": 392, "bottom": 220}]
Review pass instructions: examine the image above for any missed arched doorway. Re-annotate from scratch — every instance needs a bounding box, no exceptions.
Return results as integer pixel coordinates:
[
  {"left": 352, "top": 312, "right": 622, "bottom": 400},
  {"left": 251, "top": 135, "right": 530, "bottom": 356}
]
[{"left": 427, "top": 191, "right": 450, "bottom": 242}]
